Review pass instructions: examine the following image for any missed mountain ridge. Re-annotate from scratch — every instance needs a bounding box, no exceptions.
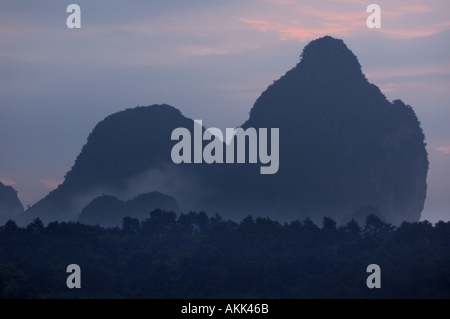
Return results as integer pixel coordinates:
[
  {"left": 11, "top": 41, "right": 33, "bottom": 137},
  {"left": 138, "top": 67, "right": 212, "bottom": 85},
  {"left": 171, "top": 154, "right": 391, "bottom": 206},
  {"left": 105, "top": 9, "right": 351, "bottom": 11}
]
[{"left": 14, "top": 36, "right": 428, "bottom": 226}]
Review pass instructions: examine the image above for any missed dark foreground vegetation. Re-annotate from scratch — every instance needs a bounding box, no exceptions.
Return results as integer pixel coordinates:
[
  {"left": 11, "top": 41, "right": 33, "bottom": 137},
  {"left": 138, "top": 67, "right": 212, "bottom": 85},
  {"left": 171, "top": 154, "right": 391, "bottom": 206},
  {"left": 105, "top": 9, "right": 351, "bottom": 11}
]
[{"left": 1, "top": 209, "right": 449, "bottom": 299}]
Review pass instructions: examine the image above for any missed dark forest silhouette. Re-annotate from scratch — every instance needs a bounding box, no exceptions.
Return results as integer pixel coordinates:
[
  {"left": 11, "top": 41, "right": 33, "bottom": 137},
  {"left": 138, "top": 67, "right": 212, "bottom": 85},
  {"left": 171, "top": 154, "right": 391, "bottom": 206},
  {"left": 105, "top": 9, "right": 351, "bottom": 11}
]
[{"left": 1, "top": 210, "right": 449, "bottom": 299}]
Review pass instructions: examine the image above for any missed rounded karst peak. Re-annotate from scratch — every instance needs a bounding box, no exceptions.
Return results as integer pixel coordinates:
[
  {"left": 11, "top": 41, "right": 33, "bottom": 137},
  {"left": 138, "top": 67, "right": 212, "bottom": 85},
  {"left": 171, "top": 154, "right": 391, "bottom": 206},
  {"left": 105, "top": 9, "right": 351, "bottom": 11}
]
[{"left": 298, "top": 36, "right": 363, "bottom": 78}]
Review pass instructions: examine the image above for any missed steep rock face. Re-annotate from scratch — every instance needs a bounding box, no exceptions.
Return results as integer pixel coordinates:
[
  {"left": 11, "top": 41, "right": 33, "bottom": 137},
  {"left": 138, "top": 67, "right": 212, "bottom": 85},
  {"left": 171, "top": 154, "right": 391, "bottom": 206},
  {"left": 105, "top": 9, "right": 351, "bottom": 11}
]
[
  {"left": 0, "top": 182, "right": 24, "bottom": 216},
  {"left": 368, "top": 99, "right": 428, "bottom": 223}
]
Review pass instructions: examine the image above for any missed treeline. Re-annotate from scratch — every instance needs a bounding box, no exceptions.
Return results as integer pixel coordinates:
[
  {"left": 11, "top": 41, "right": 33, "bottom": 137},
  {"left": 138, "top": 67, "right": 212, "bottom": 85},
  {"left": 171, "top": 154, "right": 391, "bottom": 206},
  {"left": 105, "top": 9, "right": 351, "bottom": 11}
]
[{"left": 0, "top": 209, "right": 449, "bottom": 299}]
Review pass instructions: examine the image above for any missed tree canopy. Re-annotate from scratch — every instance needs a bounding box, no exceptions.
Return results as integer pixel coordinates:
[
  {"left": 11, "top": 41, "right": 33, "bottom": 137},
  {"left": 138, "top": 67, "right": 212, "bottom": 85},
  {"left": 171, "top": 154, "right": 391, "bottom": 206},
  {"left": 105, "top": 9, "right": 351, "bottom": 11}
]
[{"left": 1, "top": 210, "right": 449, "bottom": 299}]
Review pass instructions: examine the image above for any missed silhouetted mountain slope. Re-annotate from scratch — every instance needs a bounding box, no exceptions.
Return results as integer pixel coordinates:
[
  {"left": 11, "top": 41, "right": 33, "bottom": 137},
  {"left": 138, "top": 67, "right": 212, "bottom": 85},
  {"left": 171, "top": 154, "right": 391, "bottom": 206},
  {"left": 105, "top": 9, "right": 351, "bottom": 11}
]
[
  {"left": 16, "top": 36, "right": 428, "bottom": 226},
  {"left": 17, "top": 105, "right": 207, "bottom": 225},
  {"left": 78, "top": 192, "right": 179, "bottom": 228},
  {"left": 65, "top": 105, "right": 201, "bottom": 190},
  {"left": 0, "top": 182, "right": 24, "bottom": 219}
]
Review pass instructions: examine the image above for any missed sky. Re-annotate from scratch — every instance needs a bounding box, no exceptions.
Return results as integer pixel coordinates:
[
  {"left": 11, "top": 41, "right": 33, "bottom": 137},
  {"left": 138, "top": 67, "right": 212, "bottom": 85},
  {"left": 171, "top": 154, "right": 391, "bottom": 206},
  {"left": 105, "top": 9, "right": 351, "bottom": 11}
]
[{"left": 0, "top": 0, "right": 449, "bottom": 223}]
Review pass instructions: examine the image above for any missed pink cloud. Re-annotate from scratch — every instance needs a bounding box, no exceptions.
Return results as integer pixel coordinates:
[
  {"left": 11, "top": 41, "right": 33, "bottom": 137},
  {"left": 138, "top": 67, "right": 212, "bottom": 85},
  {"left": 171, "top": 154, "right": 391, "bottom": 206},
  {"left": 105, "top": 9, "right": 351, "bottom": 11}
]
[
  {"left": 379, "top": 20, "right": 450, "bottom": 39},
  {"left": 328, "top": 0, "right": 366, "bottom": 3},
  {"left": 240, "top": 19, "right": 272, "bottom": 25},
  {"left": 379, "top": 83, "right": 396, "bottom": 93},
  {"left": 239, "top": 19, "right": 280, "bottom": 33},
  {"left": 41, "top": 179, "right": 63, "bottom": 190},
  {"left": 437, "top": 146, "right": 450, "bottom": 154},
  {"left": 240, "top": 9, "right": 361, "bottom": 42},
  {"left": 305, "top": 7, "right": 367, "bottom": 22},
  {"left": 0, "top": 179, "right": 16, "bottom": 186},
  {"left": 241, "top": 2, "right": 450, "bottom": 41},
  {"left": 277, "top": 26, "right": 352, "bottom": 41},
  {"left": 401, "top": 6, "right": 433, "bottom": 13}
]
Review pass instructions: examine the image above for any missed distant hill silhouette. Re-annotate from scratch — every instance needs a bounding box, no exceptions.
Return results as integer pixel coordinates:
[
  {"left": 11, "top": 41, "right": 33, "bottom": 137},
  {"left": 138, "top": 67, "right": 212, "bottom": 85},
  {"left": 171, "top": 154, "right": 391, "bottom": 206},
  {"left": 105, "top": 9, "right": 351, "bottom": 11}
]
[
  {"left": 0, "top": 182, "right": 24, "bottom": 221},
  {"left": 78, "top": 192, "right": 179, "bottom": 228},
  {"left": 15, "top": 36, "right": 428, "bottom": 226}
]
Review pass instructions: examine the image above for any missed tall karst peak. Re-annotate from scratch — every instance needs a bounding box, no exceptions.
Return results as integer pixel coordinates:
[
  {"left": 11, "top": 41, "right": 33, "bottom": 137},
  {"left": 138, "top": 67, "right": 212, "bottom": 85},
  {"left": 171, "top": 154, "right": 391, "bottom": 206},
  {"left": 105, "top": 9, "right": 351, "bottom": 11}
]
[
  {"left": 244, "top": 36, "right": 384, "bottom": 127},
  {"left": 237, "top": 35, "right": 428, "bottom": 225},
  {"left": 299, "top": 36, "right": 363, "bottom": 78}
]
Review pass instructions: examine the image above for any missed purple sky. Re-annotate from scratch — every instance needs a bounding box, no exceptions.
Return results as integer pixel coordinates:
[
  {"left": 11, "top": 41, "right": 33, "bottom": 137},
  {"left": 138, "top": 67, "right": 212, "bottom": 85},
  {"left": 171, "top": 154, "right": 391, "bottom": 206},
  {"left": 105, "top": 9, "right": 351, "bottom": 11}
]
[{"left": 0, "top": 0, "right": 449, "bottom": 223}]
